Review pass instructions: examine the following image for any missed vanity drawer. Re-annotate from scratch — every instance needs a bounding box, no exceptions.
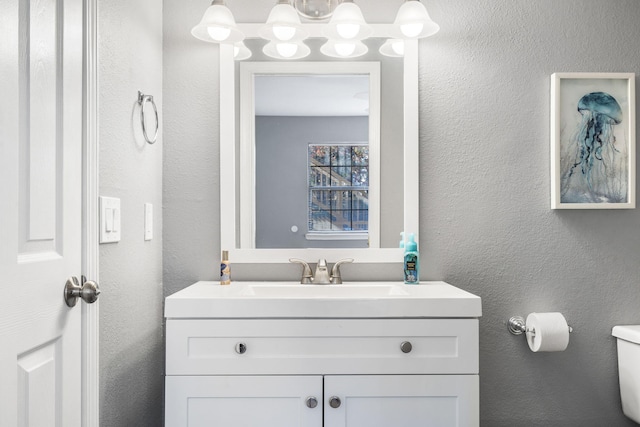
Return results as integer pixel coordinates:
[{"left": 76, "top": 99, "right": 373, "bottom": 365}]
[{"left": 166, "top": 318, "right": 478, "bottom": 375}]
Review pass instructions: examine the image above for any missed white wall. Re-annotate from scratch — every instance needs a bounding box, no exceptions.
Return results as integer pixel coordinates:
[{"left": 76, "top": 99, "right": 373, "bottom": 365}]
[
  {"left": 163, "top": 0, "right": 640, "bottom": 425},
  {"left": 99, "top": 0, "right": 164, "bottom": 425}
]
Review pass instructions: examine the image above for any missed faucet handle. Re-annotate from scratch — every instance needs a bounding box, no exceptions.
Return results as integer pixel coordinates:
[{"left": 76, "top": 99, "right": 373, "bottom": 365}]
[
  {"left": 289, "top": 258, "right": 312, "bottom": 284},
  {"left": 330, "top": 258, "right": 354, "bottom": 284}
]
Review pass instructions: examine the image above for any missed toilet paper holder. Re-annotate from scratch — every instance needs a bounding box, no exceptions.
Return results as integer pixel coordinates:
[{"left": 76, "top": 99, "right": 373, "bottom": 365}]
[{"left": 508, "top": 315, "right": 573, "bottom": 337}]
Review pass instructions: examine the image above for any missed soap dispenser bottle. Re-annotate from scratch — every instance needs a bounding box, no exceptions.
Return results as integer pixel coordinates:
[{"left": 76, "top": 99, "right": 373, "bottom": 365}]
[{"left": 404, "top": 233, "right": 419, "bottom": 284}]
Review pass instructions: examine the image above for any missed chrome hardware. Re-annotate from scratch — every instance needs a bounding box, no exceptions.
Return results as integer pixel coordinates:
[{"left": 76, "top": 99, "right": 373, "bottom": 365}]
[
  {"left": 137, "top": 91, "right": 159, "bottom": 144},
  {"left": 330, "top": 258, "right": 353, "bottom": 284},
  {"left": 289, "top": 258, "right": 354, "bottom": 284},
  {"left": 329, "top": 396, "right": 341, "bottom": 408},
  {"left": 290, "top": 258, "right": 313, "bottom": 284},
  {"left": 64, "top": 276, "right": 100, "bottom": 307},
  {"left": 507, "top": 316, "right": 527, "bottom": 335},
  {"left": 313, "top": 259, "right": 331, "bottom": 283},
  {"left": 400, "top": 341, "right": 413, "bottom": 353},
  {"left": 306, "top": 397, "right": 318, "bottom": 409},
  {"left": 235, "top": 342, "right": 247, "bottom": 354}
]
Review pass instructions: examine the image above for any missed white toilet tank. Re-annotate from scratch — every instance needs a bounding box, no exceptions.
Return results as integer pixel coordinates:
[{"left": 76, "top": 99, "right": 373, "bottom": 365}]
[{"left": 613, "top": 325, "right": 640, "bottom": 424}]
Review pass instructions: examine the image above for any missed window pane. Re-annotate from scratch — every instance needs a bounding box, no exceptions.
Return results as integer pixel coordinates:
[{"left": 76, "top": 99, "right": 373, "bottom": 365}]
[
  {"left": 310, "top": 146, "right": 331, "bottom": 166},
  {"left": 352, "top": 210, "right": 368, "bottom": 230},
  {"left": 352, "top": 146, "right": 368, "bottom": 166},
  {"left": 333, "top": 166, "right": 352, "bottom": 186},
  {"left": 309, "top": 166, "right": 331, "bottom": 187},
  {"left": 353, "top": 190, "right": 368, "bottom": 209},
  {"left": 332, "top": 146, "right": 351, "bottom": 166},
  {"left": 309, "top": 210, "right": 334, "bottom": 231},
  {"left": 352, "top": 167, "right": 368, "bottom": 187}
]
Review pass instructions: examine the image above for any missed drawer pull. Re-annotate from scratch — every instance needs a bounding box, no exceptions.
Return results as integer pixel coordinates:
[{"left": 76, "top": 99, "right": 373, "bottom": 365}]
[
  {"left": 329, "top": 396, "right": 341, "bottom": 408},
  {"left": 400, "top": 341, "right": 413, "bottom": 353},
  {"left": 306, "top": 397, "right": 318, "bottom": 408},
  {"left": 235, "top": 342, "right": 247, "bottom": 354}
]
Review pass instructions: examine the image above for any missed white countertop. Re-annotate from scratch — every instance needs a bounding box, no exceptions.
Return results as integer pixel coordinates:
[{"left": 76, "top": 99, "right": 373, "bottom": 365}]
[{"left": 165, "top": 281, "right": 482, "bottom": 319}]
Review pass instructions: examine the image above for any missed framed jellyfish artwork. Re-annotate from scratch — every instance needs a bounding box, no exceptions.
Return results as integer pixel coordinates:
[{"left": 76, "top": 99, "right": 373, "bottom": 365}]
[{"left": 551, "top": 72, "right": 636, "bottom": 209}]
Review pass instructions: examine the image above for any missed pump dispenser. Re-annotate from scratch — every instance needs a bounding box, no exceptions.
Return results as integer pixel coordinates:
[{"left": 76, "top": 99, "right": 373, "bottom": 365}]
[{"left": 403, "top": 233, "right": 419, "bottom": 284}]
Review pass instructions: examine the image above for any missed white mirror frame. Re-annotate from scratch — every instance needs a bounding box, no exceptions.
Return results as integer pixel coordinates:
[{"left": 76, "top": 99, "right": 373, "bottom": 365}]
[{"left": 220, "top": 24, "right": 419, "bottom": 264}]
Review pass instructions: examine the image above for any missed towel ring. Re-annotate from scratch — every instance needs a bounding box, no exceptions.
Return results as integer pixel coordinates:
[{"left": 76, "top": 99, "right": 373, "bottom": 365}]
[{"left": 138, "top": 91, "right": 158, "bottom": 144}]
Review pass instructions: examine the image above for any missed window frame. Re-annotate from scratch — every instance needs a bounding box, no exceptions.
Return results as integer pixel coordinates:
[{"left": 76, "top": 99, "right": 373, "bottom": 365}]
[{"left": 307, "top": 142, "right": 370, "bottom": 241}]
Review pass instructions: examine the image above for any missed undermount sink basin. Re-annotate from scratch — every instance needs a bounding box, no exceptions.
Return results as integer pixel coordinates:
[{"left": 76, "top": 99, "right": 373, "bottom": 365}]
[
  {"left": 241, "top": 283, "right": 409, "bottom": 298},
  {"left": 165, "top": 281, "right": 482, "bottom": 319}
]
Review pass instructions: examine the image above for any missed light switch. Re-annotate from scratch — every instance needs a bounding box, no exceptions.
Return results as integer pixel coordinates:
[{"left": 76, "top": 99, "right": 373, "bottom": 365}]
[
  {"left": 105, "top": 208, "right": 113, "bottom": 232},
  {"left": 112, "top": 208, "right": 120, "bottom": 232},
  {"left": 100, "top": 196, "right": 121, "bottom": 243},
  {"left": 144, "top": 203, "right": 153, "bottom": 241}
]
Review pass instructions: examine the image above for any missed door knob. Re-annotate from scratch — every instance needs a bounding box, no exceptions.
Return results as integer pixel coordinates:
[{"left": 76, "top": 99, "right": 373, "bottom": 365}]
[
  {"left": 329, "top": 396, "right": 341, "bottom": 408},
  {"left": 400, "top": 341, "right": 413, "bottom": 353},
  {"left": 64, "top": 276, "right": 101, "bottom": 307}
]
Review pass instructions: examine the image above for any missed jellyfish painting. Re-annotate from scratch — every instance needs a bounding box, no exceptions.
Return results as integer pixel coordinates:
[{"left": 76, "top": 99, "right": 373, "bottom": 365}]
[{"left": 560, "top": 91, "right": 628, "bottom": 204}]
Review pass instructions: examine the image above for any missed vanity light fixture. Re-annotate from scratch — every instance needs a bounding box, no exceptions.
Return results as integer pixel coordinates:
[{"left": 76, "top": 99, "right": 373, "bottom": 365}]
[
  {"left": 322, "top": 0, "right": 372, "bottom": 41},
  {"left": 390, "top": 0, "right": 440, "bottom": 39},
  {"left": 259, "top": 0, "right": 309, "bottom": 42},
  {"left": 191, "top": 0, "right": 244, "bottom": 44},
  {"left": 378, "top": 39, "right": 405, "bottom": 57},
  {"left": 191, "top": 0, "right": 440, "bottom": 60}
]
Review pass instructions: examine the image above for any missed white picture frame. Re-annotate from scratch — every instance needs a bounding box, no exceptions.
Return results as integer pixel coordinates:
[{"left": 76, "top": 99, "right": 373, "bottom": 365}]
[{"left": 551, "top": 72, "right": 636, "bottom": 209}]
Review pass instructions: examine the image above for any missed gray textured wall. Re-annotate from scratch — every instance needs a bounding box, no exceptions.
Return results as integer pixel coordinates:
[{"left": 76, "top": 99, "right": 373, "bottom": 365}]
[
  {"left": 98, "top": 0, "right": 164, "bottom": 425},
  {"left": 163, "top": 0, "right": 640, "bottom": 426},
  {"left": 255, "top": 116, "right": 370, "bottom": 248}
]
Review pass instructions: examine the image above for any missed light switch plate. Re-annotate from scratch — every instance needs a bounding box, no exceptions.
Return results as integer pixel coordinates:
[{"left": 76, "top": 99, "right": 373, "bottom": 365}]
[
  {"left": 100, "top": 196, "right": 121, "bottom": 243},
  {"left": 144, "top": 203, "right": 153, "bottom": 241}
]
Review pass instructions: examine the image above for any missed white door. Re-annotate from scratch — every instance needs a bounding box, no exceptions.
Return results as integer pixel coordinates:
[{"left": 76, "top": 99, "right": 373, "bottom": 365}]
[
  {"left": 165, "top": 376, "right": 323, "bottom": 427},
  {"left": 0, "top": 0, "right": 87, "bottom": 425},
  {"left": 324, "top": 375, "right": 480, "bottom": 427}
]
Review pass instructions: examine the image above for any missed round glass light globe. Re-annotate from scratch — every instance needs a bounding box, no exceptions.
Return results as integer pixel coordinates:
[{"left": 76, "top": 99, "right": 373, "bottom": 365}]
[
  {"left": 336, "top": 23, "right": 360, "bottom": 39},
  {"left": 335, "top": 42, "right": 356, "bottom": 57},
  {"left": 207, "top": 25, "right": 231, "bottom": 41},
  {"left": 272, "top": 25, "right": 296, "bottom": 41},
  {"left": 400, "top": 22, "right": 424, "bottom": 38},
  {"left": 276, "top": 42, "right": 298, "bottom": 58}
]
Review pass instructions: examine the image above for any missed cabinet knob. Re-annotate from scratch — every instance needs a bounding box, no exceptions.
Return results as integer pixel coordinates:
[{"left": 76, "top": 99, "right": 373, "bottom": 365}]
[
  {"left": 306, "top": 397, "right": 318, "bottom": 408},
  {"left": 235, "top": 342, "right": 247, "bottom": 354},
  {"left": 329, "top": 396, "right": 341, "bottom": 408},
  {"left": 400, "top": 341, "right": 413, "bottom": 353}
]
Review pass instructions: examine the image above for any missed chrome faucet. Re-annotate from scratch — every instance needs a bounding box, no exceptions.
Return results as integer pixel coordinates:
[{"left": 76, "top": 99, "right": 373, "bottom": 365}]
[{"left": 290, "top": 258, "right": 354, "bottom": 284}]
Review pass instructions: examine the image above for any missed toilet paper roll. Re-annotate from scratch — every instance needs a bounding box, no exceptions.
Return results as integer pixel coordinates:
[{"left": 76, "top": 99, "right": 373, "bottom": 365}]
[{"left": 525, "top": 312, "right": 570, "bottom": 352}]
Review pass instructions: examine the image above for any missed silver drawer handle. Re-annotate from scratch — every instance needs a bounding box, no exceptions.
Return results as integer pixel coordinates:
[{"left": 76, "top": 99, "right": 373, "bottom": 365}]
[
  {"left": 400, "top": 341, "right": 413, "bottom": 353},
  {"left": 329, "top": 396, "right": 341, "bottom": 408},
  {"left": 235, "top": 342, "right": 247, "bottom": 354},
  {"left": 306, "top": 397, "right": 318, "bottom": 408}
]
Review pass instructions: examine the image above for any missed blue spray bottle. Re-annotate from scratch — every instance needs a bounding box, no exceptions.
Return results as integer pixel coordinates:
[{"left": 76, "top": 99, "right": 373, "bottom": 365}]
[{"left": 403, "top": 233, "right": 419, "bottom": 284}]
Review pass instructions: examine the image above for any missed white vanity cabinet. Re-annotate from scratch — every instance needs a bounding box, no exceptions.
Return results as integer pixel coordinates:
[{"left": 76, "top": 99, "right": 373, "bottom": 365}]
[{"left": 164, "top": 281, "right": 482, "bottom": 427}]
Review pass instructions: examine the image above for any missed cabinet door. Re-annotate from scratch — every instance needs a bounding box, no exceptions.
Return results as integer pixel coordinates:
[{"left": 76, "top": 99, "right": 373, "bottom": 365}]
[
  {"left": 324, "top": 375, "right": 479, "bottom": 427},
  {"left": 165, "top": 375, "right": 322, "bottom": 427}
]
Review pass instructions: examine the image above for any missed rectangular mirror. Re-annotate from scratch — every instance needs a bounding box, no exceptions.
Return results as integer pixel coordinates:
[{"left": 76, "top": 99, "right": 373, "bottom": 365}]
[
  {"left": 243, "top": 60, "right": 385, "bottom": 249},
  {"left": 220, "top": 25, "right": 418, "bottom": 263}
]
